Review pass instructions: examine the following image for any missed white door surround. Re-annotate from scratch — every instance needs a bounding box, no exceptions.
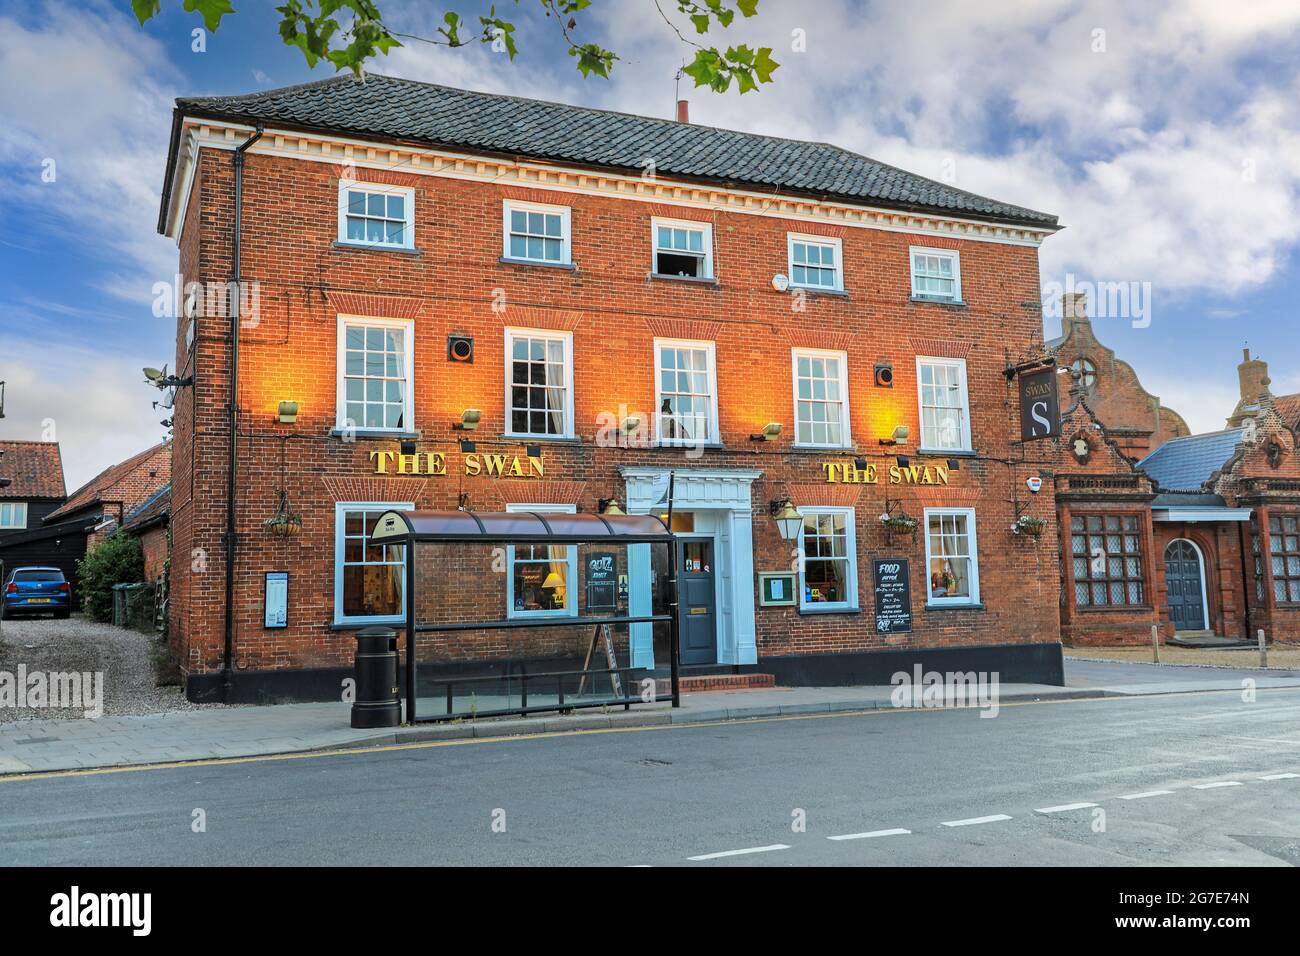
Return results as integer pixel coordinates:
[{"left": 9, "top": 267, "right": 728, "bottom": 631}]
[{"left": 621, "top": 467, "right": 762, "bottom": 667}]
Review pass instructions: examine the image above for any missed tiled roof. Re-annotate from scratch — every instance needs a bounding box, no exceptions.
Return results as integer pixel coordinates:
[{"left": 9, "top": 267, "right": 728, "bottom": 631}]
[
  {"left": 1137, "top": 428, "right": 1245, "bottom": 492},
  {"left": 1275, "top": 393, "right": 1300, "bottom": 428},
  {"left": 0, "top": 441, "right": 66, "bottom": 499},
  {"left": 170, "top": 74, "right": 1059, "bottom": 229},
  {"left": 122, "top": 483, "right": 170, "bottom": 534},
  {"left": 47, "top": 441, "right": 171, "bottom": 523}
]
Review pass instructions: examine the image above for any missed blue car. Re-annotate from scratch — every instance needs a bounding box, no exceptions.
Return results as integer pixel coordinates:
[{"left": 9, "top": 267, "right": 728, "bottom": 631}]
[{"left": 2, "top": 566, "right": 72, "bottom": 619}]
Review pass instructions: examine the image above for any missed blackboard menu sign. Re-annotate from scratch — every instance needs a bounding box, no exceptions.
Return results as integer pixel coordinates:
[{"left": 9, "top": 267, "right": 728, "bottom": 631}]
[
  {"left": 586, "top": 551, "right": 618, "bottom": 611},
  {"left": 873, "top": 559, "right": 912, "bottom": 634}
]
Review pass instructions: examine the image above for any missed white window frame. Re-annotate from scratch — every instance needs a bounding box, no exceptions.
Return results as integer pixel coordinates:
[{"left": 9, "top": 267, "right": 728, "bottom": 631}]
[
  {"left": 504, "top": 327, "right": 575, "bottom": 440},
  {"left": 337, "top": 180, "right": 415, "bottom": 250},
  {"left": 653, "top": 338, "right": 719, "bottom": 446},
  {"left": 650, "top": 217, "right": 714, "bottom": 279},
  {"left": 909, "top": 246, "right": 962, "bottom": 302},
  {"left": 336, "top": 315, "right": 416, "bottom": 433},
  {"left": 787, "top": 233, "right": 843, "bottom": 291},
  {"left": 791, "top": 347, "right": 852, "bottom": 448},
  {"left": 506, "top": 503, "right": 579, "bottom": 619},
  {"left": 334, "top": 501, "right": 414, "bottom": 626},
  {"left": 0, "top": 502, "right": 27, "bottom": 529},
  {"left": 915, "top": 355, "right": 972, "bottom": 453},
  {"left": 798, "top": 506, "right": 859, "bottom": 611},
  {"left": 502, "top": 199, "right": 572, "bottom": 265},
  {"left": 923, "top": 507, "right": 981, "bottom": 607}
]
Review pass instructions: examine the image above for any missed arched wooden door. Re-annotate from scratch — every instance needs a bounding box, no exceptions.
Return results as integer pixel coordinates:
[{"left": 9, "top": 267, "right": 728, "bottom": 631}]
[{"left": 1164, "top": 539, "right": 1207, "bottom": 632}]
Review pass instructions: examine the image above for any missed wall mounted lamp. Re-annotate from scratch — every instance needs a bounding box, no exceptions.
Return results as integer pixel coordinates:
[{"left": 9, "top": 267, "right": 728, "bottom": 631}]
[
  {"left": 454, "top": 408, "right": 482, "bottom": 431},
  {"left": 599, "top": 498, "right": 625, "bottom": 515},
  {"left": 277, "top": 400, "right": 299, "bottom": 424},
  {"left": 769, "top": 498, "right": 804, "bottom": 540},
  {"left": 879, "top": 425, "right": 910, "bottom": 446},
  {"left": 751, "top": 422, "right": 782, "bottom": 442}
]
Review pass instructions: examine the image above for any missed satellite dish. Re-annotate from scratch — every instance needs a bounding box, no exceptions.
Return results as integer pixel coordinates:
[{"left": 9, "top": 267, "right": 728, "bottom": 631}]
[
  {"left": 771, "top": 273, "right": 790, "bottom": 292},
  {"left": 160, "top": 387, "right": 176, "bottom": 410},
  {"left": 143, "top": 367, "right": 164, "bottom": 382}
]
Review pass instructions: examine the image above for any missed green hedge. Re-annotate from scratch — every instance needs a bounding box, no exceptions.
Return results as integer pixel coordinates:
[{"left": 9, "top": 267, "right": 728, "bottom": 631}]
[{"left": 76, "top": 533, "right": 144, "bottom": 623}]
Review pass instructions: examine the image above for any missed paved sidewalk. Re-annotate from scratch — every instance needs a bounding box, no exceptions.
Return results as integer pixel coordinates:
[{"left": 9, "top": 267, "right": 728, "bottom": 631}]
[{"left": 3, "top": 659, "right": 1299, "bottom": 776}]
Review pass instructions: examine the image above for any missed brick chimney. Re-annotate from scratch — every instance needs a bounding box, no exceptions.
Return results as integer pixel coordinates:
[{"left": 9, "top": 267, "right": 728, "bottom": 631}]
[
  {"left": 1227, "top": 347, "right": 1272, "bottom": 426},
  {"left": 676, "top": 99, "right": 690, "bottom": 123}
]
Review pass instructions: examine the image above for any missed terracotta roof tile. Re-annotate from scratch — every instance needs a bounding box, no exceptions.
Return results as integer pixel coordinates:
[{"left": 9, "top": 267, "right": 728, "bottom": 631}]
[{"left": 0, "top": 441, "right": 66, "bottom": 499}]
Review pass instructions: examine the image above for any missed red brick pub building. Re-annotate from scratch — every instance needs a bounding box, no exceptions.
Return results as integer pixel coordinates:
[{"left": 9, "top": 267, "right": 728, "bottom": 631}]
[{"left": 156, "top": 75, "right": 1070, "bottom": 702}]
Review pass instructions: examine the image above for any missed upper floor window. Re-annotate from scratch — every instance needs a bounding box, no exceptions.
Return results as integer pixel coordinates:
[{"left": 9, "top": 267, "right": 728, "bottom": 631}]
[
  {"left": 910, "top": 247, "right": 961, "bottom": 301},
  {"left": 336, "top": 316, "right": 414, "bottom": 432},
  {"left": 925, "top": 507, "right": 980, "bottom": 606},
  {"left": 0, "top": 502, "right": 27, "bottom": 529},
  {"left": 506, "top": 328, "right": 574, "bottom": 438},
  {"left": 1070, "top": 357, "right": 1097, "bottom": 389},
  {"left": 792, "top": 348, "right": 851, "bottom": 448},
  {"left": 916, "top": 356, "right": 972, "bottom": 452},
  {"left": 652, "top": 218, "right": 713, "bottom": 279},
  {"left": 503, "top": 200, "right": 571, "bottom": 265},
  {"left": 788, "top": 234, "right": 842, "bottom": 290},
  {"left": 655, "top": 339, "right": 718, "bottom": 445},
  {"left": 337, "top": 181, "right": 414, "bottom": 249}
]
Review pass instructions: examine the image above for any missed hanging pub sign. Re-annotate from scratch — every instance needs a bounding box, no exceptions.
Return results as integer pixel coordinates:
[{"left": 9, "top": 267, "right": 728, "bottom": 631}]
[
  {"left": 873, "top": 559, "right": 912, "bottom": 634},
  {"left": 585, "top": 551, "right": 618, "bottom": 612},
  {"left": 1019, "top": 366, "right": 1060, "bottom": 441}
]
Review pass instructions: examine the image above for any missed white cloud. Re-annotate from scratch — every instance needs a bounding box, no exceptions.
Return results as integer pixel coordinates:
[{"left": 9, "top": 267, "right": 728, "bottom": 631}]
[
  {"left": 0, "top": 333, "right": 167, "bottom": 492},
  {"left": 0, "top": 2, "right": 179, "bottom": 306}
]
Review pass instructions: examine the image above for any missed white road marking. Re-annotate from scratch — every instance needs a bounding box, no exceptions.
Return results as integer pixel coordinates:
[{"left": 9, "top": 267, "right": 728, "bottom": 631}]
[
  {"left": 940, "top": 814, "right": 1012, "bottom": 827},
  {"left": 827, "top": 828, "right": 911, "bottom": 841},
  {"left": 1118, "top": 790, "right": 1174, "bottom": 800},
  {"left": 687, "top": 844, "right": 790, "bottom": 861},
  {"left": 1259, "top": 772, "right": 1300, "bottom": 781},
  {"left": 1034, "top": 802, "right": 1098, "bottom": 814},
  {"left": 1192, "top": 781, "right": 1242, "bottom": 789}
]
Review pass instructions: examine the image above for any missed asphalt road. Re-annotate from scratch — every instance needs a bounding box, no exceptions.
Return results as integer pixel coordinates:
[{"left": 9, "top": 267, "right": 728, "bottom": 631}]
[{"left": 2, "top": 687, "right": 1299, "bottom": 866}]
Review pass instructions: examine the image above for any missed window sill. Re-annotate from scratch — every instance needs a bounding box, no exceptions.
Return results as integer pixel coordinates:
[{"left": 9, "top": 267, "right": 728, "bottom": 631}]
[
  {"left": 332, "top": 240, "right": 420, "bottom": 256},
  {"left": 499, "top": 257, "right": 577, "bottom": 271},
  {"left": 791, "top": 444, "right": 854, "bottom": 453},
  {"left": 648, "top": 273, "right": 719, "bottom": 286},
  {"left": 330, "top": 620, "right": 404, "bottom": 632},
  {"left": 329, "top": 428, "right": 423, "bottom": 440},
  {"left": 919, "top": 448, "right": 975, "bottom": 457},
  {"left": 924, "top": 602, "right": 985, "bottom": 612},
  {"left": 1073, "top": 605, "right": 1154, "bottom": 614},
  {"left": 655, "top": 441, "right": 724, "bottom": 451},
  {"left": 788, "top": 286, "right": 848, "bottom": 298},
  {"left": 910, "top": 295, "right": 966, "bottom": 307},
  {"left": 502, "top": 434, "right": 580, "bottom": 444},
  {"left": 798, "top": 605, "right": 861, "bottom": 616}
]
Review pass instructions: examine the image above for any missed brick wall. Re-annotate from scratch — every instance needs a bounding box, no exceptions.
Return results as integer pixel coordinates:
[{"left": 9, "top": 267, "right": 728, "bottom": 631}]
[{"left": 169, "top": 145, "right": 1063, "bottom": 681}]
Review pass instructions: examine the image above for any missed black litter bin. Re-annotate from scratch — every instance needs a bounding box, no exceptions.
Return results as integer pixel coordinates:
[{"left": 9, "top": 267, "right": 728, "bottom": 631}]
[{"left": 351, "top": 626, "right": 401, "bottom": 728}]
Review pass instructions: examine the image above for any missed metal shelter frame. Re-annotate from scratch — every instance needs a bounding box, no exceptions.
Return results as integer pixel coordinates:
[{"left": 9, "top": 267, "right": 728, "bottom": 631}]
[{"left": 369, "top": 509, "right": 680, "bottom": 724}]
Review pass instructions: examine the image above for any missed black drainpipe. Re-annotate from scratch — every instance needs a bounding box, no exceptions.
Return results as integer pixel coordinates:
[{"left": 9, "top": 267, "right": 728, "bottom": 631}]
[{"left": 222, "top": 123, "right": 264, "bottom": 704}]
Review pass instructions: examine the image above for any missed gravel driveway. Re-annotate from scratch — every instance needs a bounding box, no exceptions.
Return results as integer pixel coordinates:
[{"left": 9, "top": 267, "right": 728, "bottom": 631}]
[{"left": 0, "top": 616, "right": 198, "bottom": 721}]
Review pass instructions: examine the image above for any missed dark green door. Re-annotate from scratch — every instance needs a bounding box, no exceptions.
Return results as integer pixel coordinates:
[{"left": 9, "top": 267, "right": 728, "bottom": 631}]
[
  {"left": 1165, "top": 539, "right": 1206, "bottom": 632},
  {"left": 679, "top": 539, "right": 717, "bottom": 665}
]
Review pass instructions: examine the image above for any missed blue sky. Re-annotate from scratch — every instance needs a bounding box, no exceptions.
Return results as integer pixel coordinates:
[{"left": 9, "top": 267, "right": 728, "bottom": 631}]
[{"left": 1, "top": 0, "right": 1298, "bottom": 490}]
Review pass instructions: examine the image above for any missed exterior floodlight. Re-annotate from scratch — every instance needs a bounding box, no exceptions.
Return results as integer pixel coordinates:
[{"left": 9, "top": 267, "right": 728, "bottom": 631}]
[
  {"left": 751, "top": 422, "right": 782, "bottom": 442},
  {"left": 277, "top": 400, "right": 299, "bottom": 424},
  {"left": 455, "top": 408, "right": 482, "bottom": 431}
]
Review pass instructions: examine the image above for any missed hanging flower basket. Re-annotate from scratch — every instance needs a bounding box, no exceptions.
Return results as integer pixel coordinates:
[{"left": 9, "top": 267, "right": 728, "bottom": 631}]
[
  {"left": 265, "top": 513, "right": 303, "bottom": 537},
  {"left": 881, "top": 512, "right": 918, "bottom": 535},
  {"left": 1012, "top": 514, "right": 1047, "bottom": 537}
]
